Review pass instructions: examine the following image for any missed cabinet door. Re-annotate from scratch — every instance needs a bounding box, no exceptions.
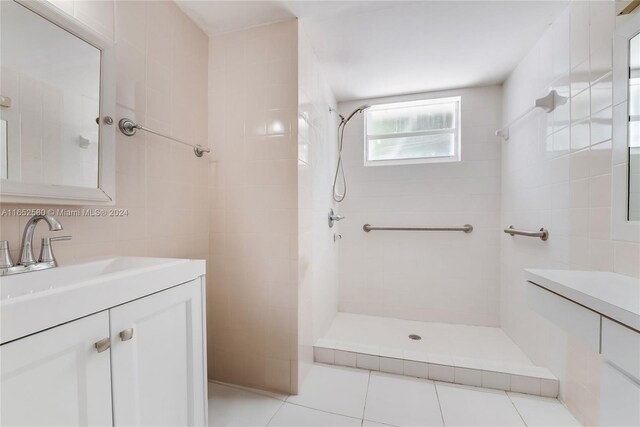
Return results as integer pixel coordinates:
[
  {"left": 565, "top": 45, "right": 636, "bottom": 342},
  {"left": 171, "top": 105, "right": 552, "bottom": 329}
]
[
  {"left": 110, "top": 279, "right": 207, "bottom": 427},
  {"left": 600, "top": 361, "right": 640, "bottom": 427},
  {"left": 0, "top": 311, "right": 113, "bottom": 427}
]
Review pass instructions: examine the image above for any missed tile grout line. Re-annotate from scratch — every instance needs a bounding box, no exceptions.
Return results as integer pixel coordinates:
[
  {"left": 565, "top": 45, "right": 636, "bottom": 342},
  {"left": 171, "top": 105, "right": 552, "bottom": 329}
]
[
  {"left": 505, "top": 391, "right": 529, "bottom": 427},
  {"left": 361, "top": 369, "right": 373, "bottom": 422},
  {"left": 206, "top": 380, "right": 285, "bottom": 427},
  {"left": 264, "top": 400, "right": 286, "bottom": 427},
  {"left": 433, "top": 381, "right": 447, "bottom": 427},
  {"left": 282, "top": 400, "right": 364, "bottom": 422},
  {"left": 209, "top": 380, "right": 287, "bottom": 402}
]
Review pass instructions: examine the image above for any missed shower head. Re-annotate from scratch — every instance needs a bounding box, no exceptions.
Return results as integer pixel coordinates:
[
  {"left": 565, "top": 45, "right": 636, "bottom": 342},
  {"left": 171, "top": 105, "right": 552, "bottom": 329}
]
[
  {"left": 333, "top": 104, "right": 371, "bottom": 203},
  {"left": 343, "top": 104, "right": 371, "bottom": 124}
]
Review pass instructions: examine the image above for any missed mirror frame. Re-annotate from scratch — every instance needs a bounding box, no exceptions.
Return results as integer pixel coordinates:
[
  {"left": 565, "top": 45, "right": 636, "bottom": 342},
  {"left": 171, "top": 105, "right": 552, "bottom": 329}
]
[
  {"left": 0, "top": 0, "right": 115, "bottom": 206},
  {"left": 612, "top": 10, "right": 640, "bottom": 242}
]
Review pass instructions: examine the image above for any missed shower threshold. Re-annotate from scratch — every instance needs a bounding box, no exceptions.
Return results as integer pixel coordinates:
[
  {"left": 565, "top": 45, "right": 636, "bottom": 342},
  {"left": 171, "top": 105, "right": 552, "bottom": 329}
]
[{"left": 314, "top": 313, "right": 558, "bottom": 397}]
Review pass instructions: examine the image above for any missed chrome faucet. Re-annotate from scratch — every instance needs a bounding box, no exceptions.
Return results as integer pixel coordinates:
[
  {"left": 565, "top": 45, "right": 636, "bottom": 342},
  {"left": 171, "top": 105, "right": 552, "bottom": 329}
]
[
  {"left": 19, "top": 214, "right": 63, "bottom": 265},
  {"left": 0, "top": 214, "right": 71, "bottom": 276}
]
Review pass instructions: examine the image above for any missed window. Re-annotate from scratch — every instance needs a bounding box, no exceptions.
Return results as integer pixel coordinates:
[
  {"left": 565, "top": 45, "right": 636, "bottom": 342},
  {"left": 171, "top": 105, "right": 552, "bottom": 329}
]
[{"left": 364, "top": 96, "right": 461, "bottom": 166}]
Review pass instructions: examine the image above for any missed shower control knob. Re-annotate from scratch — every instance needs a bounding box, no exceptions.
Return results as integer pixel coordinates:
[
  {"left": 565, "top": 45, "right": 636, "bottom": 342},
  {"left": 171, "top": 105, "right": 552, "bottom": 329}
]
[
  {"left": 328, "top": 209, "right": 345, "bottom": 228},
  {"left": 334, "top": 233, "right": 342, "bottom": 242}
]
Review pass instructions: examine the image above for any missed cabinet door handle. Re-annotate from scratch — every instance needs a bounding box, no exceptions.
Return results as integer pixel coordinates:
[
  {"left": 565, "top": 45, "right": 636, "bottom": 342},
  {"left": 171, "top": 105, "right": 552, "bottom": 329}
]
[
  {"left": 95, "top": 338, "right": 111, "bottom": 353},
  {"left": 120, "top": 328, "right": 134, "bottom": 341}
]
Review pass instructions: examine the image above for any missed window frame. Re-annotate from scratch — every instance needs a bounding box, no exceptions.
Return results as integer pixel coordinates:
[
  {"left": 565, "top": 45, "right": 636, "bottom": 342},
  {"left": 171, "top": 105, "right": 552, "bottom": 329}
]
[{"left": 363, "top": 96, "right": 462, "bottom": 167}]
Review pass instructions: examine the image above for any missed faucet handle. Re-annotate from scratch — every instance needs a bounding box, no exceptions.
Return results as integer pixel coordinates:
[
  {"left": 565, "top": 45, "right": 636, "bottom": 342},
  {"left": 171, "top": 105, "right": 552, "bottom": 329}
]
[
  {"left": 39, "top": 235, "right": 72, "bottom": 265},
  {"left": 0, "top": 240, "right": 15, "bottom": 268},
  {"left": 48, "top": 236, "right": 72, "bottom": 242}
]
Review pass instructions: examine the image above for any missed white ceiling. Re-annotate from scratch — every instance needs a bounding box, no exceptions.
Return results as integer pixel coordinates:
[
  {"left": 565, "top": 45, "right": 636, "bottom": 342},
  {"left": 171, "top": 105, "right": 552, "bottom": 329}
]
[{"left": 175, "top": 1, "right": 569, "bottom": 102}]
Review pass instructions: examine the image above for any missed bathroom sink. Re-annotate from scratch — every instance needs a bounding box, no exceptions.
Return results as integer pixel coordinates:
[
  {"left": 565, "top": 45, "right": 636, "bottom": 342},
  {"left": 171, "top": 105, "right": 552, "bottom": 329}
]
[
  {"left": 1, "top": 257, "right": 188, "bottom": 301},
  {"left": 0, "top": 256, "right": 205, "bottom": 344}
]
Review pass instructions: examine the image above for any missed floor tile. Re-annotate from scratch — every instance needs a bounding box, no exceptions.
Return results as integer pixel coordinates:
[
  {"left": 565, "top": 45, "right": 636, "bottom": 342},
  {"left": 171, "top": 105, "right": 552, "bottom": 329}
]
[
  {"left": 363, "top": 421, "right": 399, "bottom": 427},
  {"left": 208, "top": 382, "right": 283, "bottom": 427},
  {"left": 364, "top": 372, "right": 444, "bottom": 427},
  {"left": 436, "top": 383, "right": 525, "bottom": 426},
  {"left": 268, "top": 403, "right": 361, "bottom": 427},
  {"left": 286, "top": 364, "right": 370, "bottom": 418},
  {"left": 508, "top": 392, "right": 581, "bottom": 426}
]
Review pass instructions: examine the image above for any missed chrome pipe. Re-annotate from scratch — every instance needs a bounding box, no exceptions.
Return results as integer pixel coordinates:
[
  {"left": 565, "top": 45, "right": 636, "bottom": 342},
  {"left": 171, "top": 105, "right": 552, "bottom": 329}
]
[
  {"left": 504, "top": 226, "right": 549, "bottom": 241},
  {"left": 363, "top": 224, "right": 473, "bottom": 233},
  {"left": 118, "top": 118, "right": 210, "bottom": 158}
]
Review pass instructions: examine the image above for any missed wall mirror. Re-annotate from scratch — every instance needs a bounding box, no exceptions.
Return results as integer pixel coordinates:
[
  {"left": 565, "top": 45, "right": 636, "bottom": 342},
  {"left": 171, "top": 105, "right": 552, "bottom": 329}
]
[
  {"left": 613, "top": 11, "right": 640, "bottom": 242},
  {"left": 0, "top": 0, "right": 115, "bottom": 205}
]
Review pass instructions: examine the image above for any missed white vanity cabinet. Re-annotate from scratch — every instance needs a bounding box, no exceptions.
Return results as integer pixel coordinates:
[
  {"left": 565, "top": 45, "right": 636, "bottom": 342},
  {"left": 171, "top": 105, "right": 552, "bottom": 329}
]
[
  {"left": 600, "top": 318, "right": 640, "bottom": 427},
  {"left": 1, "top": 311, "right": 113, "bottom": 426},
  {"left": 600, "top": 361, "right": 640, "bottom": 427},
  {"left": 110, "top": 280, "right": 206, "bottom": 426},
  {"left": 525, "top": 269, "right": 640, "bottom": 427},
  {"left": 0, "top": 277, "right": 207, "bottom": 427}
]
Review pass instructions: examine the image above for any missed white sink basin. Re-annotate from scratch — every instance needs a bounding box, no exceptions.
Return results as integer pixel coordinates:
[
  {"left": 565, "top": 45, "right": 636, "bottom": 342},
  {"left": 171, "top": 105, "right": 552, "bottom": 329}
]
[
  {"left": 1, "top": 256, "right": 205, "bottom": 344},
  {"left": 1, "top": 257, "right": 188, "bottom": 301}
]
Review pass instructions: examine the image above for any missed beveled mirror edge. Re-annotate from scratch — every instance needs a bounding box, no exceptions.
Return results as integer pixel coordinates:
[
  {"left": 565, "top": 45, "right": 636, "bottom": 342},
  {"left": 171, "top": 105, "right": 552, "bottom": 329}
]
[
  {"left": 612, "top": 10, "right": 640, "bottom": 242},
  {"left": 0, "top": 0, "right": 116, "bottom": 206}
]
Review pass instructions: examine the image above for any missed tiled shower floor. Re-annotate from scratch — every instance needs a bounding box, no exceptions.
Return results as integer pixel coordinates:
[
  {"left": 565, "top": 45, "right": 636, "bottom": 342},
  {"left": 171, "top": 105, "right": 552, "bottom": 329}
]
[{"left": 314, "top": 313, "right": 558, "bottom": 397}]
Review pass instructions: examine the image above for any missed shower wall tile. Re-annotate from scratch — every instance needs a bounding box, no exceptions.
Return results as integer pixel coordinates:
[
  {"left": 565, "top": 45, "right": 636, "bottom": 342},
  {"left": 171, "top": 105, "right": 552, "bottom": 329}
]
[
  {"left": 338, "top": 85, "right": 503, "bottom": 327},
  {"left": 296, "top": 22, "right": 341, "bottom": 392},
  {"left": 208, "top": 20, "right": 299, "bottom": 395},
  {"left": 0, "top": 1, "right": 209, "bottom": 267},
  {"left": 501, "top": 1, "right": 638, "bottom": 425}
]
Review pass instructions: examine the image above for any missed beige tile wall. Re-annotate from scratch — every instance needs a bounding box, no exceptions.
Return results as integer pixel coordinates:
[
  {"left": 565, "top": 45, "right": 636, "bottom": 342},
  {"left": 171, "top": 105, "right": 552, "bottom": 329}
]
[
  {"left": 0, "top": 0, "right": 209, "bottom": 313},
  {"left": 501, "top": 1, "right": 639, "bottom": 425},
  {"left": 207, "top": 20, "right": 299, "bottom": 394}
]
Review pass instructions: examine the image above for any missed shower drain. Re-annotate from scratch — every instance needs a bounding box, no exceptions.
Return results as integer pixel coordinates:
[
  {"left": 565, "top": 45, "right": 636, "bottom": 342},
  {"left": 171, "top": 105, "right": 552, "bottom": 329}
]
[{"left": 408, "top": 334, "right": 422, "bottom": 340}]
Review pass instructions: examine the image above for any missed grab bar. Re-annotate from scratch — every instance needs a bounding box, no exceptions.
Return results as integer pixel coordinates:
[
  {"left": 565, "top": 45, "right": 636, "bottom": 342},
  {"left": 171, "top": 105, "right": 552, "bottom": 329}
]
[
  {"left": 504, "top": 226, "right": 549, "bottom": 241},
  {"left": 363, "top": 224, "right": 473, "bottom": 233}
]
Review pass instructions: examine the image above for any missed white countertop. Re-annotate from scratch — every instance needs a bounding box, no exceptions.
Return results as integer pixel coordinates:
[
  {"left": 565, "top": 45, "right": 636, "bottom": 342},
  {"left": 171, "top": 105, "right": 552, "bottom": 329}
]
[
  {"left": 1, "top": 257, "right": 206, "bottom": 344},
  {"left": 525, "top": 269, "right": 640, "bottom": 331}
]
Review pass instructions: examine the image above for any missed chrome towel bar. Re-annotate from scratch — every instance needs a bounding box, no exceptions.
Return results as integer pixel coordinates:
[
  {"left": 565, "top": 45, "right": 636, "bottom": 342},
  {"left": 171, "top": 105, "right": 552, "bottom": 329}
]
[
  {"left": 363, "top": 224, "right": 473, "bottom": 233},
  {"left": 118, "top": 118, "right": 210, "bottom": 158},
  {"left": 504, "top": 226, "right": 549, "bottom": 241}
]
